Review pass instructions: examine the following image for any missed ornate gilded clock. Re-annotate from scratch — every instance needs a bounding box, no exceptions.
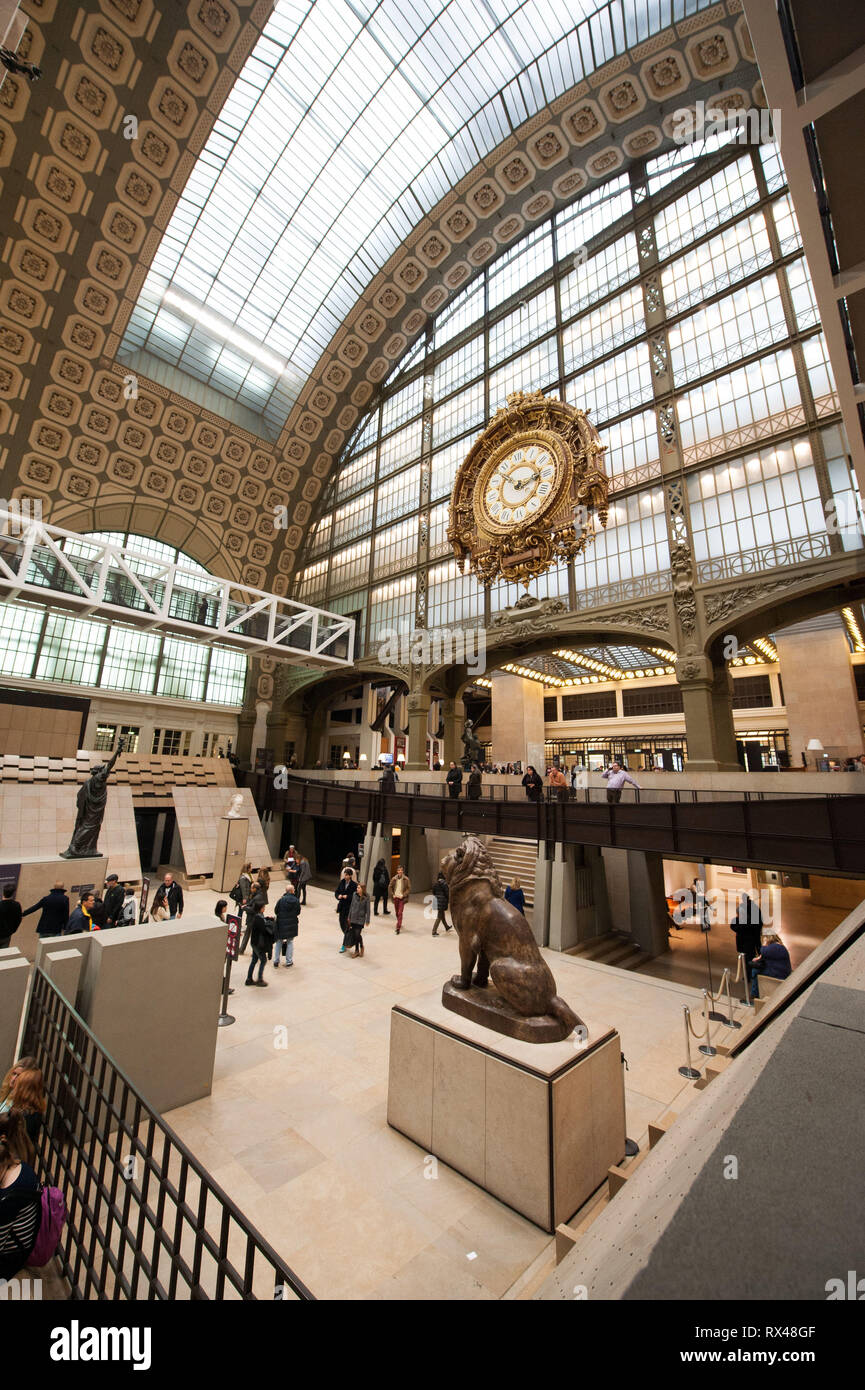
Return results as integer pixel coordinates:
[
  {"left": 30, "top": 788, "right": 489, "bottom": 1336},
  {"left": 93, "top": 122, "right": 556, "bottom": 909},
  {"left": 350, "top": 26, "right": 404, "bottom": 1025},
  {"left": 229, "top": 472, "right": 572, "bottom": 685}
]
[{"left": 448, "top": 389, "right": 609, "bottom": 589}]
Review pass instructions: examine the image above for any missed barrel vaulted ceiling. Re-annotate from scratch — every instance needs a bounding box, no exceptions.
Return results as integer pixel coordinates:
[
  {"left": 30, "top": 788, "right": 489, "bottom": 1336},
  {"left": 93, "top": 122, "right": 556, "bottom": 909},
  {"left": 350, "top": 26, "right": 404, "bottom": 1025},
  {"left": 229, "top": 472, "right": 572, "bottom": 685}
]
[{"left": 0, "top": 0, "right": 760, "bottom": 594}]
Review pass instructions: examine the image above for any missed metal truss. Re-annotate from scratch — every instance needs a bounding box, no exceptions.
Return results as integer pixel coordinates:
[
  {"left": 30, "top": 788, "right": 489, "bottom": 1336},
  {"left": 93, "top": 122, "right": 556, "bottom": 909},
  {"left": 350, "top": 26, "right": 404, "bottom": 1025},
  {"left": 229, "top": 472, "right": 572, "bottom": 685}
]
[{"left": 0, "top": 509, "right": 354, "bottom": 666}]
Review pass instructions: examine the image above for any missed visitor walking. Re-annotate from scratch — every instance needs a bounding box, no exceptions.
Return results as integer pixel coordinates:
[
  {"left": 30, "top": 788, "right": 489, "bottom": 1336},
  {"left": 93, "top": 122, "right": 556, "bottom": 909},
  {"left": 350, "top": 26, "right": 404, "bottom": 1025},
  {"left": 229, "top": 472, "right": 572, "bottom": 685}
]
[
  {"left": 504, "top": 877, "right": 526, "bottom": 914},
  {"left": 243, "top": 910, "right": 271, "bottom": 987},
  {"left": 346, "top": 881, "right": 370, "bottom": 958},
  {"left": 446, "top": 761, "right": 462, "bottom": 798},
  {"left": 296, "top": 853, "right": 311, "bottom": 905},
  {"left": 151, "top": 872, "right": 184, "bottom": 921},
  {"left": 65, "top": 892, "right": 95, "bottom": 935},
  {"left": 749, "top": 931, "right": 792, "bottom": 1001},
  {"left": 467, "top": 763, "right": 482, "bottom": 799},
  {"left": 372, "top": 858, "right": 390, "bottom": 915},
  {"left": 431, "top": 871, "right": 451, "bottom": 935},
  {"left": 389, "top": 865, "right": 411, "bottom": 933},
  {"left": 0, "top": 884, "right": 21, "bottom": 949},
  {"left": 522, "top": 765, "right": 543, "bottom": 801},
  {"left": 102, "top": 874, "right": 125, "bottom": 928},
  {"left": 335, "top": 866, "right": 357, "bottom": 952},
  {"left": 601, "top": 762, "right": 640, "bottom": 804},
  {"left": 273, "top": 882, "right": 301, "bottom": 968},
  {"left": 21, "top": 883, "right": 69, "bottom": 938}
]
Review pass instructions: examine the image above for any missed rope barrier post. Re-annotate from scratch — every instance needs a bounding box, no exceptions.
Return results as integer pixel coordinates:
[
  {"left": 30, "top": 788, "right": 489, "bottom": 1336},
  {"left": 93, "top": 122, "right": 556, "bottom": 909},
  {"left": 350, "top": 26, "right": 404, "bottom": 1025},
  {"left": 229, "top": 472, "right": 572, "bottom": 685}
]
[
  {"left": 698, "top": 989, "right": 717, "bottom": 1057},
  {"left": 725, "top": 961, "right": 742, "bottom": 1030},
  {"left": 678, "top": 1005, "right": 701, "bottom": 1079},
  {"left": 709, "top": 966, "right": 731, "bottom": 1026},
  {"left": 741, "top": 951, "right": 753, "bottom": 1008}
]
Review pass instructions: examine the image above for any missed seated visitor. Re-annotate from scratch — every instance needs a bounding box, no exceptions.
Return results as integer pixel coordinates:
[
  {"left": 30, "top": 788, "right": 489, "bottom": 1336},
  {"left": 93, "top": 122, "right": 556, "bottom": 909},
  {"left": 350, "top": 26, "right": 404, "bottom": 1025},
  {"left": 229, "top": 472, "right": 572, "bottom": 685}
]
[
  {"left": 750, "top": 931, "right": 793, "bottom": 1000},
  {"left": 504, "top": 878, "right": 526, "bottom": 915},
  {"left": 21, "top": 882, "right": 69, "bottom": 937}
]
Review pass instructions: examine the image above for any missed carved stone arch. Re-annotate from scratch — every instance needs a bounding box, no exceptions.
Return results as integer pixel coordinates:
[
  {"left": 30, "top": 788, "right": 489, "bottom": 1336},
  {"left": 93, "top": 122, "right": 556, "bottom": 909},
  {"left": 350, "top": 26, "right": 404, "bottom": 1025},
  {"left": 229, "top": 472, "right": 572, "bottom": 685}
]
[
  {"left": 700, "top": 558, "right": 865, "bottom": 660},
  {"left": 43, "top": 499, "right": 242, "bottom": 580}
]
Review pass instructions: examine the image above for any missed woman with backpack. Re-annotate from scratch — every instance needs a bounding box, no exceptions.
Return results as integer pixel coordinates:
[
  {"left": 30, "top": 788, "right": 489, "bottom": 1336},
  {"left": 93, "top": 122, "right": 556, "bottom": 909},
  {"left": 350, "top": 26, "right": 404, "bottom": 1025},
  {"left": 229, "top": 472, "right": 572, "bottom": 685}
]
[{"left": 0, "top": 1110, "right": 41, "bottom": 1278}]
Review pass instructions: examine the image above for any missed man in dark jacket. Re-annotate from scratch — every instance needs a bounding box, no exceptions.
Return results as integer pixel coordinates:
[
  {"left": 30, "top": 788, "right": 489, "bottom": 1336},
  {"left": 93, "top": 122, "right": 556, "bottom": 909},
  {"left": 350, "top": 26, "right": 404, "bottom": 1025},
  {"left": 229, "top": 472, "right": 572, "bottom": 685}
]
[
  {"left": 102, "top": 874, "right": 125, "bottom": 928},
  {"left": 730, "top": 893, "right": 763, "bottom": 984},
  {"left": 21, "top": 883, "right": 69, "bottom": 938},
  {"left": 431, "top": 872, "right": 452, "bottom": 936},
  {"left": 446, "top": 762, "right": 462, "bottom": 798},
  {"left": 244, "top": 911, "right": 271, "bottom": 986},
  {"left": 380, "top": 764, "right": 396, "bottom": 793},
  {"left": 151, "top": 873, "right": 184, "bottom": 921},
  {"left": 0, "top": 883, "right": 22, "bottom": 948},
  {"left": 273, "top": 884, "right": 301, "bottom": 968},
  {"left": 372, "top": 858, "right": 390, "bottom": 915},
  {"left": 65, "top": 891, "right": 95, "bottom": 935}
]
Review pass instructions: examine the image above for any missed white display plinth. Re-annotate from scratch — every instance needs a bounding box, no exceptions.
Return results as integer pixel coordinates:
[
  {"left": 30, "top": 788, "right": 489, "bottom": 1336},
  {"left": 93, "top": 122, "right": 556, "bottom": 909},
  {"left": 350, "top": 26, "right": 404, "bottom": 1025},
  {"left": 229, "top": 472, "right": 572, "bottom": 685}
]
[{"left": 387, "top": 989, "right": 626, "bottom": 1231}]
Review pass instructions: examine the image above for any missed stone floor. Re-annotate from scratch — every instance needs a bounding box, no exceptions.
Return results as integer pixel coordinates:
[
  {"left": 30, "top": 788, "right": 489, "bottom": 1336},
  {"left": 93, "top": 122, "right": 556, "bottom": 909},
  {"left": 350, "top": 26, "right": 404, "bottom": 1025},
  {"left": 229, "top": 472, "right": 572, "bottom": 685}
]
[{"left": 164, "top": 882, "right": 742, "bottom": 1301}]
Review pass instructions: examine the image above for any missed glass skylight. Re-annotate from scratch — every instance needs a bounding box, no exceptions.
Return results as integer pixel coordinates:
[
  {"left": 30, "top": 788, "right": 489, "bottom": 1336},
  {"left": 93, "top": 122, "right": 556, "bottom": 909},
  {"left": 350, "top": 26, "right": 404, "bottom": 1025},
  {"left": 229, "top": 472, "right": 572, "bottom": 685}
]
[{"left": 121, "top": 0, "right": 717, "bottom": 438}]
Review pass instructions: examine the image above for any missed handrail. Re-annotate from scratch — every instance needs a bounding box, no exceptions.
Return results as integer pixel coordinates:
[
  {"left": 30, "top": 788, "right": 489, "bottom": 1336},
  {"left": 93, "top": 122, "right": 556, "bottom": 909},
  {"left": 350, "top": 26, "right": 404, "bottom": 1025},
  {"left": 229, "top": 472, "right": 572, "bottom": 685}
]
[
  {"left": 255, "top": 773, "right": 865, "bottom": 876},
  {"left": 23, "top": 967, "right": 314, "bottom": 1300}
]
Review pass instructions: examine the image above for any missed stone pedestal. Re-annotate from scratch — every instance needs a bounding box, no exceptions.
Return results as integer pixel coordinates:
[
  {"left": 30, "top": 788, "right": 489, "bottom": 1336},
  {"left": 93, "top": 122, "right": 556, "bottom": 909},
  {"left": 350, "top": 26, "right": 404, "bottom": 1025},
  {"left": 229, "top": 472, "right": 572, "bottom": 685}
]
[
  {"left": 6, "top": 855, "right": 106, "bottom": 962},
  {"left": 0, "top": 952, "right": 29, "bottom": 1071},
  {"left": 213, "top": 816, "right": 248, "bottom": 893},
  {"left": 387, "top": 991, "right": 626, "bottom": 1231}
]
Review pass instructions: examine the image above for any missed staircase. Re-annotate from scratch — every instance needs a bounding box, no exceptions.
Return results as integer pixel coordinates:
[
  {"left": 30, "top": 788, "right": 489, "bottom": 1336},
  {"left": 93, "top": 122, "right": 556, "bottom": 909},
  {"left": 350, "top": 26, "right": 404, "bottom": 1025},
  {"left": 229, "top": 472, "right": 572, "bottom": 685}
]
[
  {"left": 486, "top": 837, "right": 537, "bottom": 906},
  {"left": 565, "top": 931, "right": 651, "bottom": 971}
]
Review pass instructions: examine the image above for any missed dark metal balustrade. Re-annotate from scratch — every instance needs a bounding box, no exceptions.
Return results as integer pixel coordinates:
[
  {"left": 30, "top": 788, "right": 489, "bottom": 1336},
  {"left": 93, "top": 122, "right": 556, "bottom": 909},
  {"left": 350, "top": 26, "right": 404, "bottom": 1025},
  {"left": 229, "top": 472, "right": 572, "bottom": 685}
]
[
  {"left": 253, "top": 773, "right": 865, "bottom": 876},
  {"left": 22, "top": 968, "right": 313, "bottom": 1301}
]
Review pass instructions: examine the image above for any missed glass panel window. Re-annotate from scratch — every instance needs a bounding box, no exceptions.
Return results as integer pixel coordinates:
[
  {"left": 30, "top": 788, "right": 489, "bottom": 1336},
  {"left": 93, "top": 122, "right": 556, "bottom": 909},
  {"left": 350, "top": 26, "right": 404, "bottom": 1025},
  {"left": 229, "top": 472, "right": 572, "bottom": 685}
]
[
  {"left": 378, "top": 418, "right": 422, "bottom": 479},
  {"left": 330, "top": 539, "right": 370, "bottom": 595},
  {"left": 686, "top": 438, "right": 825, "bottom": 563},
  {"left": 556, "top": 176, "right": 632, "bottom": 261},
  {"left": 559, "top": 232, "right": 639, "bottom": 321},
  {"left": 602, "top": 410, "right": 660, "bottom": 484},
  {"left": 677, "top": 349, "right": 802, "bottom": 452},
  {"left": 434, "top": 283, "right": 483, "bottom": 350},
  {"left": 435, "top": 333, "right": 484, "bottom": 397},
  {"left": 566, "top": 341, "right": 654, "bottom": 422},
  {"left": 572, "top": 487, "right": 669, "bottom": 590},
  {"left": 488, "top": 226, "right": 553, "bottom": 310},
  {"left": 0, "top": 603, "right": 44, "bottom": 677},
  {"left": 654, "top": 156, "right": 760, "bottom": 259},
  {"left": 332, "top": 489, "right": 375, "bottom": 545},
  {"left": 432, "top": 380, "right": 485, "bottom": 448},
  {"left": 562, "top": 284, "right": 645, "bottom": 375},
  {"left": 784, "top": 257, "right": 819, "bottom": 331},
  {"left": 336, "top": 449, "right": 376, "bottom": 502},
  {"left": 489, "top": 288, "right": 556, "bottom": 367},
  {"left": 100, "top": 626, "right": 161, "bottom": 695},
  {"left": 667, "top": 274, "right": 788, "bottom": 386},
  {"left": 377, "top": 464, "right": 420, "bottom": 525},
  {"left": 380, "top": 374, "right": 424, "bottom": 435},
  {"left": 801, "top": 332, "right": 836, "bottom": 400},
  {"left": 426, "top": 559, "right": 483, "bottom": 628},
  {"left": 372, "top": 517, "right": 419, "bottom": 579},
  {"left": 157, "top": 636, "right": 209, "bottom": 702},
  {"left": 206, "top": 646, "right": 247, "bottom": 705},
  {"left": 296, "top": 560, "right": 329, "bottom": 604},
  {"left": 771, "top": 192, "right": 802, "bottom": 255},
  {"left": 489, "top": 335, "right": 558, "bottom": 406},
  {"left": 369, "top": 574, "right": 416, "bottom": 640},
  {"left": 36, "top": 614, "right": 106, "bottom": 686},
  {"left": 430, "top": 440, "right": 467, "bottom": 502},
  {"left": 661, "top": 211, "right": 773, "bottom": 317},
  {"left": 94, "top": 724, "right": 117, "bottom": 752}
]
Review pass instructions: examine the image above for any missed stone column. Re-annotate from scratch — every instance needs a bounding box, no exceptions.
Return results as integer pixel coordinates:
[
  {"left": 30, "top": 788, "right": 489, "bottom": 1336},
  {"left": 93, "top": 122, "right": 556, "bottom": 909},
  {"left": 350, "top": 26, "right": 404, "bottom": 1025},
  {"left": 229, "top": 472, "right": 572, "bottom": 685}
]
[
  {"left": 442, "top": 696, "right": 466, "bottom": 766},
  {"left": 532, "top": 844, "right": 551, "bottom": 948},
  {"left": 490, "top": 671, "right": 545, "bottom": 769},
  {"left": 677, "top": 655, "right": 739, "bottom": 771},
  {"left": 405, "top": 691, "right": 431, "bottom": 771},
  {"left": 402, "top": 825, "right": 433, "bottom": 892},
  {"left": 775, "top": 614, "right": 864, "bottom": 764},
  {"left": 547, "top": 844, "right": 612, "bottom": 953}
]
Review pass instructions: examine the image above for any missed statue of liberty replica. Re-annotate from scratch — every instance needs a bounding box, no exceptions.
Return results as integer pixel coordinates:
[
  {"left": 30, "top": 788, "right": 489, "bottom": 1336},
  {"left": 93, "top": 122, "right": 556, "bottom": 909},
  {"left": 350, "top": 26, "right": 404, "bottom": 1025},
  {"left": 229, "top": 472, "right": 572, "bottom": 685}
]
[{"left": 60, "top": 741, "right": 124, "bottom": 859}]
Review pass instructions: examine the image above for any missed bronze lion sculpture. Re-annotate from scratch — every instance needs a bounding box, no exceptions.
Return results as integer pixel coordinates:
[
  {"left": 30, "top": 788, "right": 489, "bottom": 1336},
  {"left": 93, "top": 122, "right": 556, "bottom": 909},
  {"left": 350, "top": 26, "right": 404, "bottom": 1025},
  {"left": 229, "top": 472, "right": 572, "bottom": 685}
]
[{"left": 440, "top": 837, "right": 579, "bottom": 1036}]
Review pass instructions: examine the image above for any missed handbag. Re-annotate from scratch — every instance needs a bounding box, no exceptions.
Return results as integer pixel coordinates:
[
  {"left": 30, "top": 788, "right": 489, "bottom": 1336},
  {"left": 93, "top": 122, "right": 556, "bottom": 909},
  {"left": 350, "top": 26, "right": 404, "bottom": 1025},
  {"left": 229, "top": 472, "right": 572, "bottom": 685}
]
[{"left": 27, "top": 1185, "right": 67, "bottom": 1267}]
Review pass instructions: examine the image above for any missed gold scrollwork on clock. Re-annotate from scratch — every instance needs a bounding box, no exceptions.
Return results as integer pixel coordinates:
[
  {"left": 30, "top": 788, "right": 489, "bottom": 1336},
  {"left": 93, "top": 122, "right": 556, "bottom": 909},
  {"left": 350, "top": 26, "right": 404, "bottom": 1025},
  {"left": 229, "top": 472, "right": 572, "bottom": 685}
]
[{"left": 448, "top": 389, "right": 609, "bottom": 589}]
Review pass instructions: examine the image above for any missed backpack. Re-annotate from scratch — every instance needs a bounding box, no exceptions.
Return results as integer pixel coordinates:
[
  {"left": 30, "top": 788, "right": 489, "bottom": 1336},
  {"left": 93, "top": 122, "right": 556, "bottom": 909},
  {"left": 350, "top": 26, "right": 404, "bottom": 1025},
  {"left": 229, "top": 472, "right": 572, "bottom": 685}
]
[
  {"left": 27, "top": 1185, "right": 67, "bottom": 1267},
  {"left": 121, "top": 898, "right": 137, "bottom": 925},
  {"left": 262, "top": 915, "right": 276, "bottom": 939}
]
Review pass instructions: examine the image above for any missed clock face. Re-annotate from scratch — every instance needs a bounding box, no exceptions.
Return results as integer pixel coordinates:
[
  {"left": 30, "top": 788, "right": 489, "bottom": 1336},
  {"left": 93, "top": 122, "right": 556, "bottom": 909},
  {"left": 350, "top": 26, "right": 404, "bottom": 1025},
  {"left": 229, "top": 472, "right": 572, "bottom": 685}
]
[{"left": 479, "top": 437, "right": 560, "bottom": 530}]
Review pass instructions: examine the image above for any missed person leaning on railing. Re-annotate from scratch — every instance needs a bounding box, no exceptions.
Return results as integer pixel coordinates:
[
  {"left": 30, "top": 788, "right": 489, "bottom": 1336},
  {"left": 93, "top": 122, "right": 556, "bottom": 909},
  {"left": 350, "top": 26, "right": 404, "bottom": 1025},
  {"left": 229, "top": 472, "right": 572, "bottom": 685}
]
[
  {"left": 521, "top": 765, "right": 543, "bottom": 802},
  {"left": 601, "top": 761, "right": 640, "bottom": 804}
]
